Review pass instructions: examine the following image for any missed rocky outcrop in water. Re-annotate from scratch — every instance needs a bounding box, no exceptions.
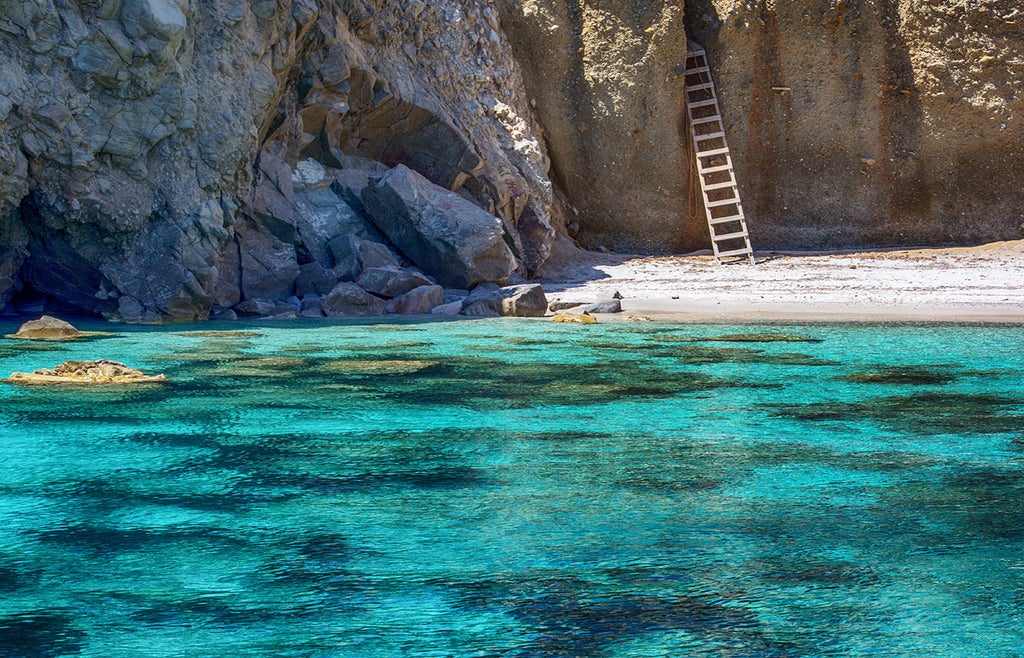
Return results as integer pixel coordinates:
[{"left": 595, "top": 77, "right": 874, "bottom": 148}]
[
  {"left": 4, "top": 315, "right": 112, "bottom": 340},
  {"left": 3, "top": 359, "right": 167, "bottom": 384}
]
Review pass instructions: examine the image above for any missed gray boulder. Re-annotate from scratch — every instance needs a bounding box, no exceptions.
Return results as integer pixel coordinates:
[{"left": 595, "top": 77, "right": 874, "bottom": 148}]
[
  {"left": 220, "top": 220, "right": 299, "bottom": 304},
  {"left": 328, "top": 234, "right": 401, "bottom": 282},
  {"left": 357, "top": 266, "right": 433, "bottom": 298},
  {"left": 361, "top": 165, "right": 516, "bottom": 289},
  {"left": 443, "top": 288, "right": 469, "bottom": 304},
  {"left": 322, "top": 282, "right": 387, "bottom": 317},
  {"left": 294, "top": 188, "right": 374, "bottom": 268},
  {"left": 235, "top": 299, "right": 280, "bottom": 317},
  {"left": 579, "top": 299, "right": 623, "bottom": 314},
  {"left": 329, "top": 154, "right": 392, "bottom": 216},
  {"left": 431, "top": 300, "right": 464, "bottom": 316},
  {"left": 460, "top": 283, "right": 547, "bottom": 318},
  {"left": 499, "top": 284, "right": 548, "bottom": 317},
  {"left": 295, "top": 262, "right": 338, "bottom": 297},
  {"left": 386, "top": 285, "right": 444, "bottom": 315}
]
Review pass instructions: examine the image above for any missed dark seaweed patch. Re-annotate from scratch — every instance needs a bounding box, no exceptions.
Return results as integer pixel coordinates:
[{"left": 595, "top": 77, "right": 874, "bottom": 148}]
[
  {"left": 0, "top": 563, "right": 41, "bottom": 593},
  {"left": 128, "top": 595, "right": 312, "bottom": 627},
  {"left": 753, "top": 557, "right": 879, "bottom": 587},
  {"left": 773, "top": 392, "right": 1023, "bottom": 434},
  {"left": 704, "top": 333, "right": 824, "bottom": 343},
  {"left": 33, "top": 523, "right": 248, "bottom": 555},
  {"left": 665, "top": 345, "right": 837, "bottom": 366},
  {"left": 0, "top": 611, "right": 85, "bottom": 657},
  {"left": 448, "top": 576, "right": 804, "bottom": 656},
  {"left": 839, "top": 366, "right": 957, "bottom": 385},
  {"left": 243, "top": 465, "right": 490, "bottom": 494}
]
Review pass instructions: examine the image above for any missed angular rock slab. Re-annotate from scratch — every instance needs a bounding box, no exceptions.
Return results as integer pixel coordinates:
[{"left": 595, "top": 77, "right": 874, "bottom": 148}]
[
  {"left": 386, "top": 285, "right": 444, "bottom": 315},
  {"left": 460, "top": 283, "right": 547, "bottom": 318},
  {"left": 322, "top": 282, "right": 387, "bottom": 317},
  {"left": 361, "top": 165, "right": 516, "bottom": 289},
  {"left": 357, "top": 266, "right": 433, "bottom": 298}
]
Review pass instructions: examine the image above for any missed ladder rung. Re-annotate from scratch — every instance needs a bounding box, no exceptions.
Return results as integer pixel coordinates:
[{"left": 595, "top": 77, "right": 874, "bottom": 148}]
[
  {"left": 687, "top": 82, "right": 715, "bottom": 92},
  {"left": 688, "top": 99, "right": 719, "bottom": 109},
  {"left": 694, "top": 131, "right": 726, "bottom": 141},
  {"left": 702, "top": 179, "right": 736, "bottom": 190},
  {"left": 716, "top": 247, "right": 752, "bottom": 258},
  {"left": 709, "top": 214, "right": 745, "bottom": 225},
  {"left": 713, "top": 231, "right": 748, "bottom": 241},
  {"left": 697, "top": 147, "right": 731, "bottom": 157},
  {"left": 706, "top": 198, "right": 740, "bottom": 208},
  {"left": 691, "top": 114, "right": 722, "bottom": 125},
  {"left": 698, "top": 163, "right": 732, "bottom": 174},
  {"left": 686, "top": 66, "right": 710, "bottom": 75}
]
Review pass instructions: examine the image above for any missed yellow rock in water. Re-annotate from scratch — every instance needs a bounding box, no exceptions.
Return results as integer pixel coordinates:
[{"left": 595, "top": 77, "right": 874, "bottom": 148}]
[
  {"left": 552, "top": 312, "right": 597, "bottom": 324},
  {"left": 2, "top": 360, "right": 167, "bottom": 385}
]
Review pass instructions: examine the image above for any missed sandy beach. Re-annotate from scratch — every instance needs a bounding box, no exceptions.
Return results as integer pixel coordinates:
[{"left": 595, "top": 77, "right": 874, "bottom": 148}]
[{"left": 539, "top": 240, "right": 1024, "bottom": 323}]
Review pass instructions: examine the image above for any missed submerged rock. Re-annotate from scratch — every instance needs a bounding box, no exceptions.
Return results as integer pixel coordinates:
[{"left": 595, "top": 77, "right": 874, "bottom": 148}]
[
  {"left": 4, "top": 316, "right": 112, "bottom": 341},
  {"left": 552, "top": 312, "right": 597, "bottom": 324},
  {"left": 3, "top": 360, "right": 167, "bottom": 385}
]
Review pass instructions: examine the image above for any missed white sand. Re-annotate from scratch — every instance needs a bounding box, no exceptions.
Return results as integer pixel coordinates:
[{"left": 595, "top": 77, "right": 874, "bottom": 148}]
[{"left": 539, "top": 240, "right": 1024, "bottom": 323}]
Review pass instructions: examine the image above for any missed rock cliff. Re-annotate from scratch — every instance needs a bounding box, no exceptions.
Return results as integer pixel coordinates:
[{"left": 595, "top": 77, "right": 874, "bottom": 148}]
[
  {"left": 0, "top": 0, "right": 1021, "bottom": 320},
  {"left": 685, "top": 0, "right": 1024, "bottom": 249},
  {"left": 0, "top": 0, "right": 556, "bottom": 320}
]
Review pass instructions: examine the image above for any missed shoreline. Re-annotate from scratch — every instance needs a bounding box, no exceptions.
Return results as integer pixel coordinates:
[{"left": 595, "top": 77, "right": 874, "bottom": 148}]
[{"left": 539, "top": 240, "right": 1024, "bottom": 325}]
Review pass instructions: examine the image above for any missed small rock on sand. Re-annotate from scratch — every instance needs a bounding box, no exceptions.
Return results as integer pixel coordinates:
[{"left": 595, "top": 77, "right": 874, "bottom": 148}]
[{"left": 552, "top": 312, "right": 597, "bottom": 324}]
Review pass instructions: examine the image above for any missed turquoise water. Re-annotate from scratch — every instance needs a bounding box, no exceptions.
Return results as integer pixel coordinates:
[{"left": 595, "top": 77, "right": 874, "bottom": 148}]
[{"left": 0, "top": 318, "right": 1022, "bottom": 657}]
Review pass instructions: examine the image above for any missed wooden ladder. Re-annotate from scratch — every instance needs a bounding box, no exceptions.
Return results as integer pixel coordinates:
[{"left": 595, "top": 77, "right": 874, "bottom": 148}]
[{"left": 685, "top": 40, "right": 755, "bottom": 264}]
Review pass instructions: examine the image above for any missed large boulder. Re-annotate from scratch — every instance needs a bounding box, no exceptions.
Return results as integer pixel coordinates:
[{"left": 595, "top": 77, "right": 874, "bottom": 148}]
[
  {"left": 460, "top": 283, "right": 548, "bottom": 318},
  {"left": 329, "top": 235, "right": 401, "bottom": 282},
  {"left": 322, "top": 282, "right": 387, "bottom": 317},
  {"left": 292, "top": 159, "right": 384, "bottom": 268},
  {"left": 357, "top": 267, "right": 433, "bottom": 298},
  {"left": 215, "top": 219, "right": 299, "bottom": 310},
  {"left": 361, "top": 165, "right": 516, "bottom": 289},
  {"left": 386, "top": 285, "right": 444, "bottom": 315},
  {"left": 295, "top": 262, "right": 338, "bottom": 297},
  {"left": 499, "top": 284, "right": 548, "bottom": 317}
]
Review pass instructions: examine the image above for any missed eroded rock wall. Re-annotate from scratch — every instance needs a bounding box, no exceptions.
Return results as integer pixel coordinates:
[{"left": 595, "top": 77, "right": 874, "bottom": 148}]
[
  {"left": 686, "top": 0, "right": 1024, "bottom": 248},
  {"left": 496, "top": 1, "right": 695, "bottom": 253}
]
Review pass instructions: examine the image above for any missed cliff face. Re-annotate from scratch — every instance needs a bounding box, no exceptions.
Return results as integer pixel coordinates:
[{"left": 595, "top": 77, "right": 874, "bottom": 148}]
[
  {"left": 0, "top": 0, "right": 555, "bottom": 320},
  {"left": 1, "top": 1, "right": 1021, "bottom": 320},
  {"left": 496, "top": 0, "right": 695, "bottom": 253},
  {"left": 686, "top": 0, "right": 1024, "bottom": 249}
]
